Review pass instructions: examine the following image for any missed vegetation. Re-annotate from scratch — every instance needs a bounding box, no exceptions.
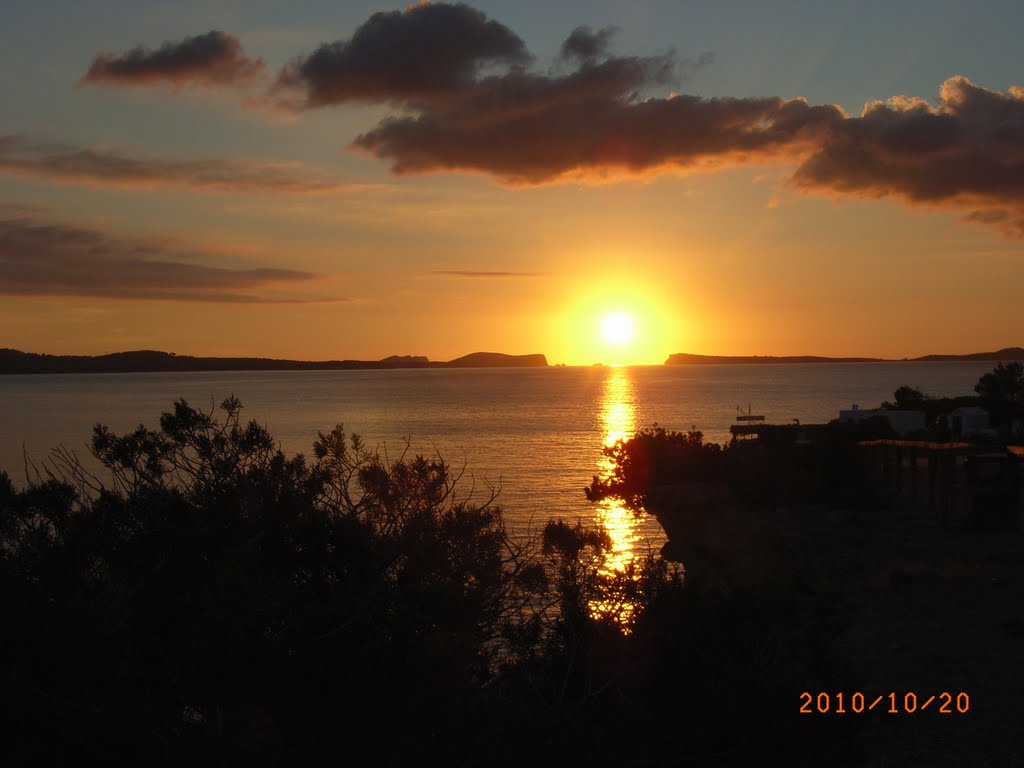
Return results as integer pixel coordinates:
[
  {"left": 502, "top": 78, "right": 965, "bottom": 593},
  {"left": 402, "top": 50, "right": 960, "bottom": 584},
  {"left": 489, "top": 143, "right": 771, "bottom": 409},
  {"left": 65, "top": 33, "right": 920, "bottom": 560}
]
[
  {"left": 587, "top": 363, "right": 1024, "bottom": 520},
  {"left": 585, "top": 426, "right": 727, "bottom": 509},
  {"left": 586, "top": 421, "right": 886, "bottom": 512},
  {"left": 881, "top": 384, "right": 931, "bottom": 410},
  {"left": 579, "top": 363, "right": 1024, "bottom": 765},
  {"left": 0, "top": 397, "right": 860, "bottom": 766},
  {"left": 872, "top": 363, "right": 1024, "bottom": 442},
  {"left": 4, "top": 362, "right": 1021, "bottom": 765},
  {"left": 974, "top": 360, "right": 1024, "bottom": 402}
]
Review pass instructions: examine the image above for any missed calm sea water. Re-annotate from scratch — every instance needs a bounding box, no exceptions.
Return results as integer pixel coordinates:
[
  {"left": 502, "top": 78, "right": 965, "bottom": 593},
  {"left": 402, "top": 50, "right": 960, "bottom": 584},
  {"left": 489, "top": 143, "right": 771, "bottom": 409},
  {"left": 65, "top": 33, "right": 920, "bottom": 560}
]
[{"left": 0, "top": 362, "right": 996, "bottom": 564}]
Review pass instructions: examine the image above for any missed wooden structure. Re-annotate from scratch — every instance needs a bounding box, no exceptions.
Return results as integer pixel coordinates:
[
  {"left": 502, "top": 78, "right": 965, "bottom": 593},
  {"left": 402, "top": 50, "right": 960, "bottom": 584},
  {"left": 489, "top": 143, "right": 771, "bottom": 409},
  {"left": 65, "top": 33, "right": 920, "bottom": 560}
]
[{"left": 858, "top": 440, "right": 1024, "bottom": 530}]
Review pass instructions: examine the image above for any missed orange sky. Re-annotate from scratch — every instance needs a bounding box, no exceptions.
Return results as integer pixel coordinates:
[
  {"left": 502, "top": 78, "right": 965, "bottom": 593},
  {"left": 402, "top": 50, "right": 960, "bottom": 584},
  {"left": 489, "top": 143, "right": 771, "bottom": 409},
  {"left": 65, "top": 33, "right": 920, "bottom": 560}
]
[{"left": 2, "top": 2, "right": 1022, "bottom": 365}]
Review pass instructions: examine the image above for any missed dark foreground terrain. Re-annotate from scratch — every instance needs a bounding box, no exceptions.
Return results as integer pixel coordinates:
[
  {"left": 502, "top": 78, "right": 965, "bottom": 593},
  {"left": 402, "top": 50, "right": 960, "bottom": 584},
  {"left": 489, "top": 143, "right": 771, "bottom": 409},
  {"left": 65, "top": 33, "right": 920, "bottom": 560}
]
[
  {"left": 3, "top": 391, "right": 1022, "bottom": 766},
  {"left": 651, "top": 493, "right": 1024, "bottom": 768}
]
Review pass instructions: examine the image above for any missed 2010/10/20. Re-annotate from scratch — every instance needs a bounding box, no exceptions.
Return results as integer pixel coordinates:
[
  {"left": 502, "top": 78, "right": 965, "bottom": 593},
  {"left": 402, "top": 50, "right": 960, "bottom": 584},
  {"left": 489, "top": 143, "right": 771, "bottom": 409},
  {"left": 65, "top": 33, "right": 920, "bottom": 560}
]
[{"left": 799, "top": 692, "right": 969, "bottom": 714}]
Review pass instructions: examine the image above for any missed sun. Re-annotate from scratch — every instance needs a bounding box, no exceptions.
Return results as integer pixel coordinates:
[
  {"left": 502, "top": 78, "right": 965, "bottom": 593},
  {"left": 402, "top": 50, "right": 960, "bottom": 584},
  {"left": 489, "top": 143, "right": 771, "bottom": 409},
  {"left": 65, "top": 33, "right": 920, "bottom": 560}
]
[{"left": 601, "top": 312, "right": 635, "bottom": 346}]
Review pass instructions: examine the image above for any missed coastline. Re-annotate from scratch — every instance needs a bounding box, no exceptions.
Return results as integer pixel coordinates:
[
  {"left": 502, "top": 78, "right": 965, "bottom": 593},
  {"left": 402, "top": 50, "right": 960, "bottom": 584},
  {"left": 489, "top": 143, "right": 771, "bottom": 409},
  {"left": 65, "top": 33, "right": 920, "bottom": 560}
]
[
  {"left": 665, "top": 347, "right": 1024, "bottom": 366},
  {"left": 0, "top": 349, "right": 549, "bottom": 375}
]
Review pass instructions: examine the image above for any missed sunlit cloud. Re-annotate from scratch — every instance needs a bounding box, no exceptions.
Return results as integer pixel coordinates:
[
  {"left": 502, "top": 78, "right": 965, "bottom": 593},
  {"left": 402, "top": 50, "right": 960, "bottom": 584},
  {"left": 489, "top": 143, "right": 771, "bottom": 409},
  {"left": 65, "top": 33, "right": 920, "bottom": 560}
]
[
  {"left": 76, "top": 5, "right": 1024, "bottom": 236},
  {"left": 81, "top": 30, "right": 264, "bottom": 88},
  {"left": 328, "top": 9, "right": 752, "bottom": 184},
  {"left": 0, "top": 134, "right": 353, "bottom": 194},
  {"left": 0, "top": 216, "right": 343, "bottom": 303},
  {"left": 353, "top": 86, "right": 838, "bottom": 184},
  {"left": 790, "top": 76, "right": 1024, "bottom": 237}
]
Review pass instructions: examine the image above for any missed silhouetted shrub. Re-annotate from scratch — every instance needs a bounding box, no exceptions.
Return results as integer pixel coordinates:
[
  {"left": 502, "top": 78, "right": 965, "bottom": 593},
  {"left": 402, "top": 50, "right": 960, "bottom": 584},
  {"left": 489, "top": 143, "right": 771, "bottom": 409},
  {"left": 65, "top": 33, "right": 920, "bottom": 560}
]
[
  {"left": 975, "top": 361, "right": 1024, "bottom": 402},
  {"left": 2, "top": 398, "right": 562, "bottom": 765},
  {"left": 586, "top": 421, "right": 882, "bottom": 511},
  {"left": 1, "top": 398, "right": 861, "bottom": 767},
  {"left": 586, "top": 426, "right": 728, "bottom": 510},
  {"left": 881, "top": 384, "right": 931, "bottom": 410}
]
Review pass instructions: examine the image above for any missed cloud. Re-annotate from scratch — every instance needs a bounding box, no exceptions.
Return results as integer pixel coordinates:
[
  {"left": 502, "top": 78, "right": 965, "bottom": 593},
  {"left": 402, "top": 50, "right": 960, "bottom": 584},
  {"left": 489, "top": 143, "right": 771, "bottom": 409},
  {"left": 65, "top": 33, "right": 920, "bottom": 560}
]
[
  {"left": 0, "top": 216, "right": 341, "bottom": 303},
  {"left": 271, "top": 8, "right": 827, "bottom": 184},
  {"left": 0, "top": 201, "right": 46, "bottom": 216},
  {"left": 560, "top": 26, "right": 618, "bottom": 64},
  {"left": 345, "top": 25, "right": 1023, "bottom": 235},
  {"left": 82, "top": 30, "right": 264, "bottom": 88},
  {"left": 353, "top": 63, "right": 839, "bottom": 183},
  {"left": 962, "top": 208, "right": 1024, "bottom": 237},
  {"left": 274, "top": 2, "right": 529, "bottom": 108},
  {"left": 73, "top": 6, "right": 1024, "bottom": 236},
  {"left": 790, "top": 77, "right": 1024, "bottom": 236},
  {"left": 0, "top": 134, "right": 355, "bottom": 194},
  {"left": 429, "top": 270, "right": 541, "bottom": 278}
]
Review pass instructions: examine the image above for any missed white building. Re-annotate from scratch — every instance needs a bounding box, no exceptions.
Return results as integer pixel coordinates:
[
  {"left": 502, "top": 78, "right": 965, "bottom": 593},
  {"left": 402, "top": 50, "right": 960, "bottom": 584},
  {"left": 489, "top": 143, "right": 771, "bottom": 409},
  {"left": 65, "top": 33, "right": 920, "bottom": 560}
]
[{"left": 946, "top": 406, "right": 991, "bottom": 438}]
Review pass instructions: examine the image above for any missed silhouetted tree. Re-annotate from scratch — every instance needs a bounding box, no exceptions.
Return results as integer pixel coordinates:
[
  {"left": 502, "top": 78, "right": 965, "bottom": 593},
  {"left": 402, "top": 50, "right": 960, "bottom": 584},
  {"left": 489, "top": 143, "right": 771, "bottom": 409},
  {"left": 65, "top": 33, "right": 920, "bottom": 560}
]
[
  {"left": 1, "top": 397, "right": 569, "bottom": 765},
  {"left": 975, "top": 361, "right": 1024, "bottom": 401},
  {"left": 586, "top": 426, "right": 727, "bottom": 511},
  {"left": 882, "top": 384, "right": 930, "bottom": 410},
  {"left": 1, "top": 397, "right": 862, "bottom": 768}
]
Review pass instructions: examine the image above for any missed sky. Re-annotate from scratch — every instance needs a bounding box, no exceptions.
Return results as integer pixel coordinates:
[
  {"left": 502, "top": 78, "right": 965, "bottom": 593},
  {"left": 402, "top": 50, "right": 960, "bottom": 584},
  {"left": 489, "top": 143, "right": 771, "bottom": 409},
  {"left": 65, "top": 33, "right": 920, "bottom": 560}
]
[{"left": 2, "top": 0, "right": 1023, "bottom": 365}]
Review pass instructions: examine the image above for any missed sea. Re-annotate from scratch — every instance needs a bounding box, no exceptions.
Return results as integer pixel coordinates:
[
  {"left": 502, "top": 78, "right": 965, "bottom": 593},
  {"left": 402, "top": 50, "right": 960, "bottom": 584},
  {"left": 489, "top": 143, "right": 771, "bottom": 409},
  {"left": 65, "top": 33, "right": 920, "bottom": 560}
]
[{"left": 0, "top": 362, "right": 998, "bottom": 566}]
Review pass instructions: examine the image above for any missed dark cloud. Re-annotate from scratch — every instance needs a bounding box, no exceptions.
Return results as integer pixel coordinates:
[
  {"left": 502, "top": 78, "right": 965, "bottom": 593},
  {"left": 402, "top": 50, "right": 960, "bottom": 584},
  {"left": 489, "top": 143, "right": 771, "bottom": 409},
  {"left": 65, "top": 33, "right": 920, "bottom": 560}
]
[
  {"left": 82, "top": 30, "right": 264, "bottom": 87},
  {"left": 308, "top": 11, "right": 835, "bottom": 183},
  {"left": 347, "top": 26, "right": 1023, "bottom": 236},
  {"left": 72, "top": 6, "right": 1024, "bottom": 237},
  {"left": 560, "top": 26, "right": 618, "bottom": 64},
  {"left": 0, "top": 216, "right": 337, "bottom": 303},
  {"left": 353, "top": 62, "right": 839, "bottom": 183},
  {"left": 0, "top": 135, "right": 352, "bottom": 193},
  {"left": 274, "top": 2, "right": 529, "bottom": 108},
  {"left": 790, "top": 77, "right": 1024, "bottom": 235},
  {"left": 963, "top": 208, "right": 1024, "bottom": 237}
]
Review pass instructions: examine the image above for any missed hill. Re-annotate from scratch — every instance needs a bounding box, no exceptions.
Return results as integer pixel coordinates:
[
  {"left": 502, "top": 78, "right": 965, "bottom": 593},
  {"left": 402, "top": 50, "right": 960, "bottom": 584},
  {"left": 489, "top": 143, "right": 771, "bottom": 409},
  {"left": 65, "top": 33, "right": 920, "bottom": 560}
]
[
  {"left": 441, "top": 352, "right": 548, "bottom": 368},
  {"left": 665, "top": 347, "right": 1024, "bottom": 365}
]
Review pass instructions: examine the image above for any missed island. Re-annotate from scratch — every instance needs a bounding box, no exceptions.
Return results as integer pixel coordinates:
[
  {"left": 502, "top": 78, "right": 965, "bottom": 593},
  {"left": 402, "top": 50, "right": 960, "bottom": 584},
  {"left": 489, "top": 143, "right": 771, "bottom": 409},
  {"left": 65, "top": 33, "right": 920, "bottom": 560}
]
[
  {"left": 0, "top": 349, "right": 549, "bottom": 375},
  {"left": 440, "top": 352, "right": 547, "bottom": 368},
  {"left": 665, "top": 347, "right": 1024, "bottom": 365}
]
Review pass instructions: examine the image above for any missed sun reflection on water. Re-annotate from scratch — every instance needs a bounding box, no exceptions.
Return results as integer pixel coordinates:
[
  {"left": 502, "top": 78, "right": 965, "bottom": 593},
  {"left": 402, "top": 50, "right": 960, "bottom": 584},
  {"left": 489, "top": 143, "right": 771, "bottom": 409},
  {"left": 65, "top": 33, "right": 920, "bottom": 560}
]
[
  {"left": 595, "top": 366, "right": 641, "bottom": 575},
  {"left": 589, "top": 366, "right": 657, "bottom": 628}
]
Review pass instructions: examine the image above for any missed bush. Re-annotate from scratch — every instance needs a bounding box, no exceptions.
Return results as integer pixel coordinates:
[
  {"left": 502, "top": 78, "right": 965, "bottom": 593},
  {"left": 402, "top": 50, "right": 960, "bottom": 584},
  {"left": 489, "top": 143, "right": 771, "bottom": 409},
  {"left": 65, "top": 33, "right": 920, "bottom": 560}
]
[
  {"left": 2, "top": 398, "right": 568, "bottom": 765},
  {"left": 881, "top": 384, "right": 930, "bottom": 410},
  {"left": 975, "top": 361, "right": 1024, "bottom": 402},
  {"left": 1, "top": 397, "right": 861, "bottom": 767},
  {"left": 585, "top": 426, "right": 728, "bottom": 510}
]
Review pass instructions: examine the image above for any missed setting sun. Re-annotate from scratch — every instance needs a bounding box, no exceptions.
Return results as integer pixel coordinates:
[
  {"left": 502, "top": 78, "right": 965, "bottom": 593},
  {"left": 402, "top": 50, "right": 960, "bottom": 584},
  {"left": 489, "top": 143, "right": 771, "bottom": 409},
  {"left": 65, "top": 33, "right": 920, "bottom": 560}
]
[
  {"left": 553, "top": 276, "right": 678, "bottom": 365},
  {"left": 601, "top": 312, "right": 636, "bottom": 345}
]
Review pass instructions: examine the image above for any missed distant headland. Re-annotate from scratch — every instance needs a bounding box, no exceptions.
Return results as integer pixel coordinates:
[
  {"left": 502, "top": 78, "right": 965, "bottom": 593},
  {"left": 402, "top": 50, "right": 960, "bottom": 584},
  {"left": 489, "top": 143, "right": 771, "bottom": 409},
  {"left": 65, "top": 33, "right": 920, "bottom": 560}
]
[
  {"left": 0, "top": 349, "right": 548, "bottom": 375},
  {"left": 665, "top": 347, "right": 1024, "bottom": 365}
]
